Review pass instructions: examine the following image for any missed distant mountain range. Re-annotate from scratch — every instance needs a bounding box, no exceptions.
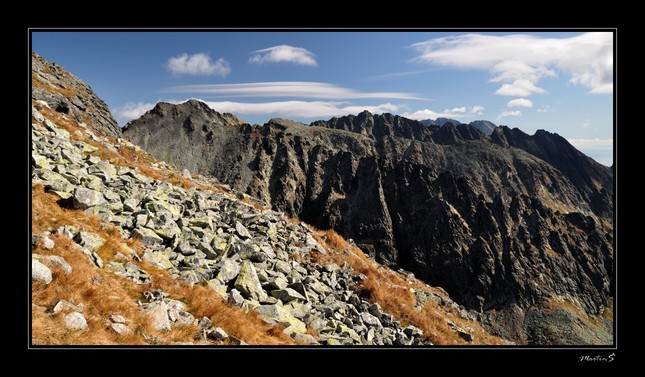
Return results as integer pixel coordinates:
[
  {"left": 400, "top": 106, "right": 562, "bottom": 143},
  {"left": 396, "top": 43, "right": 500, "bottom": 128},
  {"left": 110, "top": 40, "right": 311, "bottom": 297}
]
[{"left": 420, "top": 118, "right": 497, "bottom": 135}]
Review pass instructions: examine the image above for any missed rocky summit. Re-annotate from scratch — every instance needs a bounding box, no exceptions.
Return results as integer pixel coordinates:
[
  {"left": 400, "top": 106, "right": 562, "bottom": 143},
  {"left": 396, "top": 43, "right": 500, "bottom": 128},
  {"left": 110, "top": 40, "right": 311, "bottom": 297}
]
[{"left": 31, "top": 53, "right": 505, "bottom": 346}]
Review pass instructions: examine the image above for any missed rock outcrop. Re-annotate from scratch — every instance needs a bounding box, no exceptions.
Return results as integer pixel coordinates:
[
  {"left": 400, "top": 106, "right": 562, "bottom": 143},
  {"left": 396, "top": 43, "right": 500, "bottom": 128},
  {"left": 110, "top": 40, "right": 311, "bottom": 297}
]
[
  {"left": 124, "top": 103, "right": 614, "bottom": 345},
  {"left": 31, "top": 52, "right": 121, "bottom": 139}
]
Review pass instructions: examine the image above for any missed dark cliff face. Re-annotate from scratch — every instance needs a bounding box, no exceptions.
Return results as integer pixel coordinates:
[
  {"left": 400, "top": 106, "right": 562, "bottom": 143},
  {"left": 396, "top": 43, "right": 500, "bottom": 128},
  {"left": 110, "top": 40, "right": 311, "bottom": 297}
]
[{"left": 124, "top": 101, "right": 614, "bottom": 344}]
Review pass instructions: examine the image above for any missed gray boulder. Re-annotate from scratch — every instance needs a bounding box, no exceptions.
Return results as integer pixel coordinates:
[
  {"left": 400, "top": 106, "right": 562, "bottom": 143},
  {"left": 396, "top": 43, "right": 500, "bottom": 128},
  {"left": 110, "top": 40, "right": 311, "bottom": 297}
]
[
  {"left": 72, "top": 187, "right": 107, "bottom": 209},
  {"left": 32, "top": 258, "right": 53, "bottom": 284},
  {"left": 64, "top": 312, "right": 88, "bottom": 331},
  {"left": 233, "top": 261, "right": 268, "bottom": 302}
]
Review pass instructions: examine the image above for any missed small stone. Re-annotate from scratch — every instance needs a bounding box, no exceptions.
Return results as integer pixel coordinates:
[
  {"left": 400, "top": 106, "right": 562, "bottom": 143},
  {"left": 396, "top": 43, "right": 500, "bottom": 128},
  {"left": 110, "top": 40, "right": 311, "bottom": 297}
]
[
  {"left": 235, "top": 221, "right": 251, "bottom": 239},
  {"left": 52, "top": 300, "right": 84, "bottom": 315},
  {"left": 111, "top": 323, "right": 131, "bottom": 335},
  {"left": 42, "top": 237, "right": 55, "bottom": 250},
  {"left": 207, "top": 327, "right": 229, "bottom": 340},
  {"left": 198, "top": 316, "right": 212, "bottom": 329},
  {"left": 361, "top": 312, "right": 382, "bottom": 327},
  {"left": 64, "top": 312, "right": 88, "bottom": 331},
  {"left": 109, "top": 314, "right": 126, "bottom": 324},
  {"left": 228, "top": 289, "right": 245, "bottom": 308},
  {"left": 457, "top": 328, "right": 474, "bottom": 342},
  {"left": 292, "top": 333, "right": 318, "bottom": 345}
]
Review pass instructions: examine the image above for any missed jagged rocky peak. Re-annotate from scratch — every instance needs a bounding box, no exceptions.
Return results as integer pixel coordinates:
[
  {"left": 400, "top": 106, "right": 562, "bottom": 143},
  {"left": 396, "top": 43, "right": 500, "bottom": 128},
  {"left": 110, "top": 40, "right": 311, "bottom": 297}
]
[
  {"left": 469, "top": 120, "right": 497, "bottom": 135},
  {"left": 31, "top": 52, "right": 121, "bottom": 139},
  {"left": 130, "top": 99, "right": 246, "bottom": 130},
  {"left": 491, "top": 125, "right": 612, "bottom": 217}
]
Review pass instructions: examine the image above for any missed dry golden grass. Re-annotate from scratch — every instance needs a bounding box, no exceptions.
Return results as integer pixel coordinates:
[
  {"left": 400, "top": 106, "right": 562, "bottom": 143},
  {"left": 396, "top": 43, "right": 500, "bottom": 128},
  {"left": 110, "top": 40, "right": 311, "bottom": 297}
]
[
  {"left": 311, "top": 228, "right": 506, "bottom": 345},
  {"left": 32, "top": 176, "right": 294, "bottom": 345}
]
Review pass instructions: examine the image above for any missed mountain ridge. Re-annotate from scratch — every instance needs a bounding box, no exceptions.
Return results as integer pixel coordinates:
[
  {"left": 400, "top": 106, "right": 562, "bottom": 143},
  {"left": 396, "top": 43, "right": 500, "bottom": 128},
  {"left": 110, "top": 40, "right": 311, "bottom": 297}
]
[{"left": 123, "top": 98, "right": 613, "bottom": 344}]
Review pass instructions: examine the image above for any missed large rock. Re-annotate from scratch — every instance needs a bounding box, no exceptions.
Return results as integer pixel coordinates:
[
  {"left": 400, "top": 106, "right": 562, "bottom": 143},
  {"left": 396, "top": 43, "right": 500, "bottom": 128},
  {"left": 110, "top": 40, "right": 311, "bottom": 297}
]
[
  {"left": 216, "top": 259, "right": 241, "bottom": 283},
  {"left": 32, "top": 258, "right": 53, "bottom": 284},
  {"left": 271, "top": 288, "right": 306, "bottom": 303},
  {"left": 72, "top": 188, "right": 107, "bottom": 209},
  {"left": 74, "top": 232, "right": 105, "bottom": 252},
  {"left": 233, "top": 261, "right": 268, "bottom": 302},
  {"left": 64, "top": 312, "right": 88, "bottom": 331},
  {"left": 34, "top": 254, "right": 72, "bottom": 275},
  {"left": 255, "top": 304, "right": 307, "bottom": 334},
  {"left": 144, "top": 301, "right": 171, "bottom": 332}
]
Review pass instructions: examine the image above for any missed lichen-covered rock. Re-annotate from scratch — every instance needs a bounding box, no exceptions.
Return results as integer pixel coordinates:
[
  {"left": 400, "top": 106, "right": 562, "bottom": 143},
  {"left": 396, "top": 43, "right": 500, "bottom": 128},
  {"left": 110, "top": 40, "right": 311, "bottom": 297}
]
[
  {"left": 234, "top": 262, "right": 267, "bottom": 302},
  {"left": 255, "top": 304, "right": 306, "bottom": 335}
]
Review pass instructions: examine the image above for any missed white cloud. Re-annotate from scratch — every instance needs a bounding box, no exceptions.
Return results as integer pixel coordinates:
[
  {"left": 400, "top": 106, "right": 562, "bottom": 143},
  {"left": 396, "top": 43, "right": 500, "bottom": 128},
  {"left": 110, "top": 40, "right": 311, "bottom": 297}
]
[
  {"left": 196, "top": 100, "right": 402, "bottom": 119},
  {"left": 567, "top": 138, "right": 613, "bottom": 150},
  {"left": 495, "top": 79, "right": 547, "bottom": 96},
  {"left": 113, "top": 101, "right": 156, "bottom": 123},
  {"left": 470, "top": 105, "right": 485, "bottom": 114},
  {"left": 506, "top": 98, "right": 534, "bottom": 108},
  {"left": 167, "top": 81, "right": 424, "bottom": 100},
  {"left": 450, "top": 107, "right": 467, "bottom": 113},
  {"left": 411, "top": 32, "right": 613, "bottom": 95},
  {"left": 166, "top": 53, "right": 231, "bottom": 77},
  {"left": 581, "top": 119, "right": 591, "bottom": 129},
  {"left": 536, "top": 104, "right": 552, "bottom": 113},
  {"left": 496, "top": 110, "right": 522, "bottom": 121},
  {"left": 402, "top": 108, "right": 464, "bottom": 121},
  {"left": 249, "top": 45, "right": 318, "bottom": 66}
]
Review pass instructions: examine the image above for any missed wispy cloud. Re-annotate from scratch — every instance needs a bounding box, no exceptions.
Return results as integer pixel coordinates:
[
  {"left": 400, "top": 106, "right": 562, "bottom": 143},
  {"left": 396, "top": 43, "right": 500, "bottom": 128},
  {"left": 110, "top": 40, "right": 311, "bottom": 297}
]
[
  {"left": 470, "top": 105, "right": 485, "bottom": 115},
  {"left": 166, "top": 53, "right": 231, "bottom": 77},
  {"left": 536, "top": 104, "right": 552, "bottom": 113},
  {"left": 198, "top": 100, "right": 402, "bottom": 120},
  {"left": 507, "top": 98, "right": 533, "bottom": 108},
  {"left": 496, "top": 80, "right": 547, "bottom": 96},
  {"left": 411, "top": 32, "right": 613, "bottom": 95},
  {"left": 249, "top": 45, "right": 317, "bottom": 66},
  {"left": 581, "top": 119, "right": 591, "bottom": 129},
  {"left": 113, "top": 101, "right": 156, "bottom": 123},
  {"left": 166, "top": 82, "right": 426, "bottom": 100},
  {"left": 567, "top": 138, "right": 613, "bottom": 150},
  {"left": 402, "top": 106, "right": 472, "bottom": 121},
  {"left": 496, "top": 110, "right": 522, "bottom": 121},
  {"left": 368, "top": 69, "right": 434, "bottom": 80}
]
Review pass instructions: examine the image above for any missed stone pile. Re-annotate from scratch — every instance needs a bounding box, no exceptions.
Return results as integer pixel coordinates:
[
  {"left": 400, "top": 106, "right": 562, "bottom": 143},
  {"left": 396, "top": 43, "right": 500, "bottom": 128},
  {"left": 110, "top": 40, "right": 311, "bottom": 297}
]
[{"left": 31, "top": 103, "right": 429, "bottom": 345}]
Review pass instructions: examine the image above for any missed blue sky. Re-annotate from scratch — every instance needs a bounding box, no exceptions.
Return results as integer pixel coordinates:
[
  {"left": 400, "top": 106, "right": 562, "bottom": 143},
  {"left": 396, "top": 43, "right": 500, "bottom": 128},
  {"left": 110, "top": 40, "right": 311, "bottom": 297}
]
[{"left": 31, "top": 31, "right": 614, "bottom": 166}]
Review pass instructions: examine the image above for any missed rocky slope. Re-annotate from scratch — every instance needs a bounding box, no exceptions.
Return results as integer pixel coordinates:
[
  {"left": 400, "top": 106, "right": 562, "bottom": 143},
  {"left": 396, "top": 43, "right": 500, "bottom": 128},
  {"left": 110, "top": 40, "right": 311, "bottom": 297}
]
[
  {"left": 31, "top": 55, "right": 505, "bottom": 346},
  {"left": 32, "top": 53, "right": 121, "bottom": 139},
  {"left": 124, "top": 103, "right": 614, "bottom": 345}
]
